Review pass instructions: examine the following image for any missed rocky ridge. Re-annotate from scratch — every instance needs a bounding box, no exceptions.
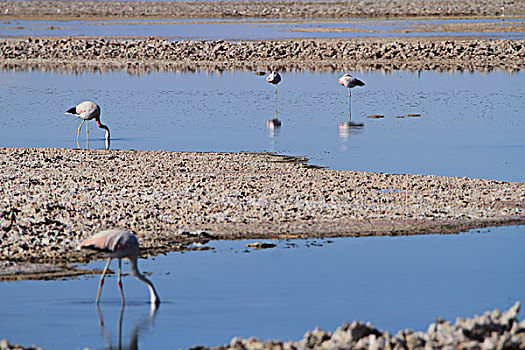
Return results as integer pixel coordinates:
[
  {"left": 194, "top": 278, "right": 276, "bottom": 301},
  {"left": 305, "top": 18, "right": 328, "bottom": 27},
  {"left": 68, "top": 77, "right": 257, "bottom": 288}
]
[
  {"left": 204, "top": 303, "right": 525, "bottom": 350},
  {"left": 1, "top": 38, "right": 524, "bottom": 73},
  {"left": 1, "top": 0, "right": 523, "bottom": 19}
]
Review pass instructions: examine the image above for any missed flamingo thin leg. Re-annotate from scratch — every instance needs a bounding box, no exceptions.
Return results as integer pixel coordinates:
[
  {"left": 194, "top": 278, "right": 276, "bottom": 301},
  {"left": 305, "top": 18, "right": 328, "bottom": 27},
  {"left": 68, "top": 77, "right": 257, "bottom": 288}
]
[
  {"left": 86, "top": 121, "right": 89, "bottom": 150},
  {"left": 96, "top": 303, "right": 105, "bottom": 327},
  {"left": 118, "top": 259, "right": 125, "bottom": 305},
  {"left": 274, "top": 85, "right": 278, "bottom": 117},
  {"left": 118, "top": 304, "right": 125, "bottom": 349},
  {"left": 76, "top": 120, "right": 85, "bottom": 141},
  {"left": 96, "top": 258, "right": 112, "bottom": 305},
  {"left": 348, "top": 88, "right": 352, "bottom": 122}
]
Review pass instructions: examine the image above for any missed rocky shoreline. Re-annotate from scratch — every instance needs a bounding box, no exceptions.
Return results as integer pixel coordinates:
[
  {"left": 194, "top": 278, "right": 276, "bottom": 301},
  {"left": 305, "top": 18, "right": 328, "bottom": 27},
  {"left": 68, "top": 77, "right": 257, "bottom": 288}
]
[
  {"left": 1, "top": 303, "right": 524, "bottom": 349},
  {"left": 208, "top": 303, "right": 525, "bottom": 350},
  {"left": 2, "top": 0, "right": 524, "bottom": 20},
  {"left": 2, "top": 37, "right": 524, "bottom": 73},
  {"left": 1, "top": 147, "right": 524, "bottom": 271}
]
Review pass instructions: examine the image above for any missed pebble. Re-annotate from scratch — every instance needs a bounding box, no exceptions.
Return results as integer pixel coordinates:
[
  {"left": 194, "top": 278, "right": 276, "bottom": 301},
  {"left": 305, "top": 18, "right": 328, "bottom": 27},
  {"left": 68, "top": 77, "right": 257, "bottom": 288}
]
[{"left": 245, "top": 242, "right": 277, "bottom": 249}]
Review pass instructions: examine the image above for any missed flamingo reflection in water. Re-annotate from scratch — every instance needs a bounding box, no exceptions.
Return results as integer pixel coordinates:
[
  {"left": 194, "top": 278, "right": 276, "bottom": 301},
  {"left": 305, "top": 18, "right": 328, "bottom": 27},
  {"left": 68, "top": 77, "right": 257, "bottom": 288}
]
[
  {"left": 266, "top": 71, "right": 282, "bottom": 128},
  {"left": 66, "top": 101, "right": 111, "bottom": 150},
  {"left": 338, "top": 121, "right": 365, "bottom": 141},
  {"left": 97, "top": 304, "right": 158, "bottom": 350},
  {"left": 338, "top": 74, "right": 365, "bottom": 128},
  {"left": 78, "top": 230, "right": 160, "bottom": 308}
]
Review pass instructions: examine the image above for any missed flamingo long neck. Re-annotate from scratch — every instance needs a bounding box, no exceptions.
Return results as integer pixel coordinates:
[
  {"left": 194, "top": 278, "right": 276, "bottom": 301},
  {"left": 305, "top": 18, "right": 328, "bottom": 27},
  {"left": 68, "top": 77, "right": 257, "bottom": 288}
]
[
  {"left": 95, "top": 117, "right": 111, "bottom": 149},
  {"left": 130, "top": 257, "right": 161, "bottom": 306}
]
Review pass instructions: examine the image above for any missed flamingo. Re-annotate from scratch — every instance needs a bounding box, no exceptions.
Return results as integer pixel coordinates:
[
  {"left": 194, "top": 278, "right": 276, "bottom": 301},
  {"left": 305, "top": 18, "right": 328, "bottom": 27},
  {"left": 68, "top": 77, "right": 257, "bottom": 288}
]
[
  {"left": 266, "top": 71, "right": 282, "bottom": 126},
  {"left": 66, "top": 101, "right": 110, "bottom": 149},
  {"left": 338, "top": 74, "right": 365, "bottom": 125},
  {"left": 78, "top": 229, "right": 160, "bottom": 307}
]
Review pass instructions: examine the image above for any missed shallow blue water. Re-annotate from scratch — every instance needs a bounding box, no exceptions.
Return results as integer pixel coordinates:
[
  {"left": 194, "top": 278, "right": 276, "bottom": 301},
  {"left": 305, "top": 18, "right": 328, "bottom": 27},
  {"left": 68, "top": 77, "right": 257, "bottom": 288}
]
[
  {"left": 0, "top": 225, "right": 524, "bottom": 349},
  {"left": 1, "top": 17, "right": 523, "bottom": 40},
  {"left": 1, "top": 69, "right": 524, "bottom": 182}
]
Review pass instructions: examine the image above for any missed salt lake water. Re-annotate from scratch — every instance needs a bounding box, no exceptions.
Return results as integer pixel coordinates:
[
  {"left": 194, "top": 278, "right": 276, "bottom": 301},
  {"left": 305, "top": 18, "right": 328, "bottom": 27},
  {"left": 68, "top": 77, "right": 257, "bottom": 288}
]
[
  {"left": 1, "top": 66, "right": 524, "bottom": 348},
  {"left": 0, "top": 225, "right": 524, "bottom": 349},
  {"left": 1, "top": 69, "right": 524, "bottom": 182},
  {"left": 1, "top": 17, "right": 523, "bottom": 40}
]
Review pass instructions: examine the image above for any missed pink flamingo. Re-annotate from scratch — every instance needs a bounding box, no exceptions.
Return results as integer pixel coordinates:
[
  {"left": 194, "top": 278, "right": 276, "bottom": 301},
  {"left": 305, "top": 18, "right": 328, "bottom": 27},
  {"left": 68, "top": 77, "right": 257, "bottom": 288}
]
[
  {"left": 66, "top": 101, "right": 110, "bottom": 149},
  {"left": 338, "top": 74, "right": 365, "bottom": 125},
  {"left": 266, "top": 71, "right": 282, "bottom": 126},
  {"left": 78, "top": 229, "right": 160, "bottom": 307}
]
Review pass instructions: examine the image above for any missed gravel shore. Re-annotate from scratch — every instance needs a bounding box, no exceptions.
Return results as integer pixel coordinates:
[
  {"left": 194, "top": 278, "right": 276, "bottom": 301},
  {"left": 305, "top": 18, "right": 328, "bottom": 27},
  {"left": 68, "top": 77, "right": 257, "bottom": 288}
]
[
  {"left": 1, "top": 303, "right": 524, "bottom": 349},
  {"left": 1, "top": 0, "right": 524, "bottom": 73},
  {"left": 206, "top": 303, "right": 525, "bottom": 350},
  {"left": 1, "top": 0, "right": 524, "bottom": 19},
  {"left": 2, "top": 37, "right": 524, "bottom": 73},
  {"left": 1, "top": 147, "right": 523, "bottom": 268}
]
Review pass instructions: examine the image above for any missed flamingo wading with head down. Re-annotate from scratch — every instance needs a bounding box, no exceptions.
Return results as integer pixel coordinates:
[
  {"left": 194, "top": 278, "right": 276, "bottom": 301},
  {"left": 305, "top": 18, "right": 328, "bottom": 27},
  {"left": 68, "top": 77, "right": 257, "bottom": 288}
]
[
  {"left": 338, "top": 74, "right": 365, "bottom": 124},
  {"left": 66, "top": 101, "right": 110, "bottom": 149},
  {"left": 78, "top": 229, "right": 160, "bottom": 307}
]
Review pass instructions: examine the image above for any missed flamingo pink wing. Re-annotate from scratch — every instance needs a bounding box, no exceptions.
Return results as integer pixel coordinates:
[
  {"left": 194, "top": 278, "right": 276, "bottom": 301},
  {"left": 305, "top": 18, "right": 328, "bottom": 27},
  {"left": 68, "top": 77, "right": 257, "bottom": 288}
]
[{"left": 78, "top": 230, "right": 138, "bottom": 253}]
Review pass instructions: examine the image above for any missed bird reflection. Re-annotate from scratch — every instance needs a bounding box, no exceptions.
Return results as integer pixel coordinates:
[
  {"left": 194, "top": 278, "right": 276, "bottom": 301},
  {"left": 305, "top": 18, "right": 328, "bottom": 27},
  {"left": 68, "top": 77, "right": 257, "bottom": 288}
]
[
  {"left": 267, "top": 118, "right": 281, "bottom": 136},
  {"left": 97, "top": 303, "right": 159, "bottom": 350},
  {"left": 266, "top": 119, "right": 281, "bottom": 139},
  {"left": 338, "top": 121, "right": 363, "bottom": 141}
]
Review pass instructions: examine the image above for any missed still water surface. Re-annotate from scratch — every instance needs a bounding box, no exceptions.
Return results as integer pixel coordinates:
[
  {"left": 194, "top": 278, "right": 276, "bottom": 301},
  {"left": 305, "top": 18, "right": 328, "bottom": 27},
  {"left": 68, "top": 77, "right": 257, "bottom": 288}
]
[
  {"left": 0, "top": 226, "right": 524, "bottom": 349},
  {"left": 1, "top": 18, "right": 523, "bottom": 40},
  {"left": 1, "top": 69, "right": 524, "bottom": 182}
]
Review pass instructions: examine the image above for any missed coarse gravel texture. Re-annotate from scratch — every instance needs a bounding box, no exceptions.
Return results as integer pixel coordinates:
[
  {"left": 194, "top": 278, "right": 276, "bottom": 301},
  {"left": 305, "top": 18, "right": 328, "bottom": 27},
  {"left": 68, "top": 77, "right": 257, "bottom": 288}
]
[
  {"left": 1, "top": 147, "right": 524, "bottom": 266},
  {"left": 201, "top": 302, "right": 525, "bottom": 350},
  {"left": 0, "top": 339, "right": 42, "bottom": 350},
  {"left": 1, "top": 37, "right": 524, "bottom": 73},
  {"left": 1, "top": 303, "right": 524, "bottom": 349},
  {"left": 0, "top": 0, "right": 524, "bottom": 19}
]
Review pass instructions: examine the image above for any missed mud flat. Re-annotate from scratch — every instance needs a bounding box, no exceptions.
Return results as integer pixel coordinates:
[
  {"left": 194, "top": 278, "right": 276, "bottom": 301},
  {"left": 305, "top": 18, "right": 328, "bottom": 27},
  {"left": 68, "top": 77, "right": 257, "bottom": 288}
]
[
  {"left": 1, "top": 147, "right": 523, "bottom": 268},
  {"left": 1, "top": 37, "right": 524, "bottom": 73},
  {"left": 0, "top": 0, "right": 524, "bottom": 20}
]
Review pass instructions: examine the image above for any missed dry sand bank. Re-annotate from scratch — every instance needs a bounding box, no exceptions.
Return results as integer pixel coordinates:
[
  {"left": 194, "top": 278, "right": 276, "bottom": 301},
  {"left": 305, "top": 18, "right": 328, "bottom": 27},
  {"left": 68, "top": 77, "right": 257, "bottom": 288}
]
[
  {"left": 1, "top": 147, "right": 524, "bottom": 270},
  {"left": 0, "top": 0, "right": 524, "bottom": 20},
  {"left": 2, "top": 37, "right": 524, "bottom": 73}
]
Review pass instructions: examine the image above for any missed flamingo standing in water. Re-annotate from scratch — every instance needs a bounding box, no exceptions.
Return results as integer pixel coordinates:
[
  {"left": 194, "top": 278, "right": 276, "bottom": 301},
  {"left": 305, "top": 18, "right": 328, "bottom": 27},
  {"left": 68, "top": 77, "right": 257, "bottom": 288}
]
[
  {"left": 338, "top": 74, "right": 365, "bottom": 125},
  {"left": 266, "top": 71, "right": 282, "bottom": 126},
  {"left": 78, "top": 229, "right": 160, "bottom": 307},
  {"left": 66, "top": 101, "right": 110, "bottom": 149}
]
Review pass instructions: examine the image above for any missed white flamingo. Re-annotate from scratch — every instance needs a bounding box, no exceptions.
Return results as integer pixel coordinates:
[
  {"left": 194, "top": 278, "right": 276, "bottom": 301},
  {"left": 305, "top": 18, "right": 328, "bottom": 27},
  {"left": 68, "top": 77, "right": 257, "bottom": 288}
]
[
  {"left": 78, "top": 229, "right": 160, "bottom": 307},
  {"left": 338, "top": 74, "right": 365, "bottom": 125},
  {"left": 66, "top": 101, "right": 110, "bottom": 149}
]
